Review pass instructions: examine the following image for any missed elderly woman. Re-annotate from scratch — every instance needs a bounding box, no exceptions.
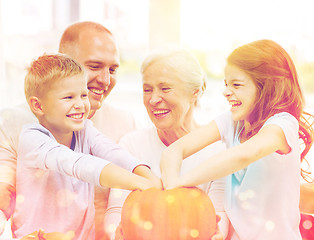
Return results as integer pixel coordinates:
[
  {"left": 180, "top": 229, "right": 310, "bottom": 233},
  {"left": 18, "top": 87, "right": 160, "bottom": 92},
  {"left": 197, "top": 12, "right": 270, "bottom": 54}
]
[{"left": 104, "top": 48, "right": 228, "bottom": 239}]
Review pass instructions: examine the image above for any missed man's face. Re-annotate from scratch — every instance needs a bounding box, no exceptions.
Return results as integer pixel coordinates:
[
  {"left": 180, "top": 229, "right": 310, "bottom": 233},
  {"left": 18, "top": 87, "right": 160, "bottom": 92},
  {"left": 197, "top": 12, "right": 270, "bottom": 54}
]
[{"left": 68, "top": 30, "right": 120, "bottom": 116}]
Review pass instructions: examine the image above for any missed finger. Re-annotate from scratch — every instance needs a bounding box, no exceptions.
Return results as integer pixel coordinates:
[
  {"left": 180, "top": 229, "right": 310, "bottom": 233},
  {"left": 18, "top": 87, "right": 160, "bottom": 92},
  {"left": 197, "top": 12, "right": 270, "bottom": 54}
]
[{"left": 215, "top": 214, "right": 221, "bottom": 223}]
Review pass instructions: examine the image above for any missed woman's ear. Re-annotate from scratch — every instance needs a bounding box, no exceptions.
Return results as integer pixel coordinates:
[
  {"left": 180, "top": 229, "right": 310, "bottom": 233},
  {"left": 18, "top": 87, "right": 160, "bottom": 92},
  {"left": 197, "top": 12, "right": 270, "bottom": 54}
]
[
  {"left": 29, "top": 96, "right": 44, "bottom": 116},
  {"left": 191, "top": 89, "right": 200, "bottom": 105}
]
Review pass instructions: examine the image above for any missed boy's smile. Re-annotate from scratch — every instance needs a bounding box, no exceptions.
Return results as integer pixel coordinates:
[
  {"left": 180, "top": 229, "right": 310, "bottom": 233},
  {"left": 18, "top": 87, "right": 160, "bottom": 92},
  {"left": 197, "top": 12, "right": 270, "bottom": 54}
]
[{"left": 38, "top": 74, "right": 90, "bottom": 144}]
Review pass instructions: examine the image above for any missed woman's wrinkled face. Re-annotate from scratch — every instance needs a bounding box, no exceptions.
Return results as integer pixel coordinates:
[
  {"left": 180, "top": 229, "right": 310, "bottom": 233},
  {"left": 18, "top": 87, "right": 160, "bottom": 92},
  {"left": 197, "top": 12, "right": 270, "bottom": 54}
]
[{"left": 142, "top": 63, "right": 196, "bottom": 131}]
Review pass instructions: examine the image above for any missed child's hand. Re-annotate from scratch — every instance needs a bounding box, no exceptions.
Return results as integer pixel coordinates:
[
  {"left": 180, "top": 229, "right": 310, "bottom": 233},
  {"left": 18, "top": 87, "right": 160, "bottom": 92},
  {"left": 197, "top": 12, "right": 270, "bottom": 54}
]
[{"left": 133, "top": 165, "right": 162, "bottom": 189}]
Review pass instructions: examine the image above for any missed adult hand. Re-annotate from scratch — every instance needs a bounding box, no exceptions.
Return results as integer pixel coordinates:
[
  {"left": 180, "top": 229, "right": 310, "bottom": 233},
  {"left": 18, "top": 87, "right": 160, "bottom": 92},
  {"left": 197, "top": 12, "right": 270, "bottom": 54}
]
[
  {"left": 0, "top": 210, "right": 6, "bottom": 236},
  {"left": 211, "top": 215, "right": 224, "bottom": 240}
]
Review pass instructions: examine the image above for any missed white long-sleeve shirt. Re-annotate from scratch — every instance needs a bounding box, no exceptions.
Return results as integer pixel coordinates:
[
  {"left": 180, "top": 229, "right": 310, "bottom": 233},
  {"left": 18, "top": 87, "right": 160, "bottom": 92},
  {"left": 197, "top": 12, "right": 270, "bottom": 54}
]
[{"left": 12, "top": 120, "right": 142, "bottom": 240}]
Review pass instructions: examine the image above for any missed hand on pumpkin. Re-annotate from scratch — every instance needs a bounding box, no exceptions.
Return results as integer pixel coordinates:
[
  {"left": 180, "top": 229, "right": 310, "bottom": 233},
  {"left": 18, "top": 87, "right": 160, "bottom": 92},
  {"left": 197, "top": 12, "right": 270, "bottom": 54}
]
[
  {"left": 133, "top": 165, "right": 162, "bottom": 189},
  {"left": 210, "top": 215, "right": 224, "bottom": 240}
]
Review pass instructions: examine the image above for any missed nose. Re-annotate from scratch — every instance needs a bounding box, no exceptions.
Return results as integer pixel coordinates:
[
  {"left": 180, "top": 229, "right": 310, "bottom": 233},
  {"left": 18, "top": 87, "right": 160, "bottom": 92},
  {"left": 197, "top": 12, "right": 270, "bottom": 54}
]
[
  {"left": 223, "top": 87, "right": 232, "bottom": 98},
  {"left": 149, "top": 91, "right": 162, "bottom": 105},
  {"left": 96, "top": 68, "right": 110, "bottom": 87},
  {"left": 74, "top": 98, "right": 85, "bottom": 109}
]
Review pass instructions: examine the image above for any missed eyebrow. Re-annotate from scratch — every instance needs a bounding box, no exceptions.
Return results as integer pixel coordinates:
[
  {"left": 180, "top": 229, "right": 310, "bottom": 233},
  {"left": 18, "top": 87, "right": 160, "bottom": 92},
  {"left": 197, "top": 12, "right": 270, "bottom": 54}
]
[{"left": 84, "top": 60, "right": 120, "bottom": 67}]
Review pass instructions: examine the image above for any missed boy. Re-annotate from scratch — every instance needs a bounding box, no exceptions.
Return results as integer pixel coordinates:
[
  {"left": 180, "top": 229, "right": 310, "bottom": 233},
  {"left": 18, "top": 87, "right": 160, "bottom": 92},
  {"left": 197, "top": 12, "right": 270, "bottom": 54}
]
[{"left": 12, "top": 54, "right": 159, "bottom": 239}]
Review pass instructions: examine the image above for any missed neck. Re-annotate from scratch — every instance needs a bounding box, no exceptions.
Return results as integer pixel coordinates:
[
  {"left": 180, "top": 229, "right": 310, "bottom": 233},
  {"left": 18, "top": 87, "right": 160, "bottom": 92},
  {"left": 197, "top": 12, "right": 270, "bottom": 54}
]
[
  {"left": 40, "top": 122, "right": 73, "bottom": 148},
  {"left": 157, "top": 119, "right": 199, "bottom": 146},
  {"left": 240, "top": 120, "right": 253, "bottom": 142},
  {"left": 88, "top": 109, "right": 96, "bottom": 119}
]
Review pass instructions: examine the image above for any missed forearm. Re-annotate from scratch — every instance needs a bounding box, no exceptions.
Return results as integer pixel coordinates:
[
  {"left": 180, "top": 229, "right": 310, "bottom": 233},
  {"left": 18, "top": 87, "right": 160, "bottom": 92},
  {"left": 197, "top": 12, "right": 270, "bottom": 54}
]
[
  {"left": 100, "top": 164, "right": 153, "bottom": 190},
  {"left": 300, "top": 183, "right": 314, "bottom": 214},
  {"left": 180, "top": 145, "right": 254, "bottom": 187},
  {"left": 160, "top": 147, "right": 184, "bottom": 189}
]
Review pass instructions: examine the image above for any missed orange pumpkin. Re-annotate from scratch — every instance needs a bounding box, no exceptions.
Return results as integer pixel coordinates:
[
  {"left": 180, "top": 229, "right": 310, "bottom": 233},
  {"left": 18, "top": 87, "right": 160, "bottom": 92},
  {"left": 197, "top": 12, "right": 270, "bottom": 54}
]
[{"left": 121, "top": 187, "right": 216, "bottom": 240}]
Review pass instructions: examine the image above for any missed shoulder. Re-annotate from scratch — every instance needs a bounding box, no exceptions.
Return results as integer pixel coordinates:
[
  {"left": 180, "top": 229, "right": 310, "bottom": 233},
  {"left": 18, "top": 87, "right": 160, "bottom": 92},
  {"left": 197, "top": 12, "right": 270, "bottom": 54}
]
[
  {"left": 214, "top": 111, "right": 234, "bottom": 129},
  {"left": 263, "top": 112, "right": 298, "bottom": 132},
  {"left": 20, "top": 123, "right": 53, "bottom": 140},
  {"left": 0, "top": 103, "right": 37, "bottom": 128}
]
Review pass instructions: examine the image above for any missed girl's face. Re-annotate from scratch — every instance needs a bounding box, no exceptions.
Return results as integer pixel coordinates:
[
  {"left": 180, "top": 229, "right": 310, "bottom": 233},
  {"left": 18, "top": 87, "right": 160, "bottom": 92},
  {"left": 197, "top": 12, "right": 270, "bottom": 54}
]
[
  {"left": 142, "top": 63, "right": 196, "bottom": 131},
  {"left": 223, "top": 63, "right": 258, "bottom": 123},
  {"left": 39, "top": 75, "right": 90, "bottom": 137}
]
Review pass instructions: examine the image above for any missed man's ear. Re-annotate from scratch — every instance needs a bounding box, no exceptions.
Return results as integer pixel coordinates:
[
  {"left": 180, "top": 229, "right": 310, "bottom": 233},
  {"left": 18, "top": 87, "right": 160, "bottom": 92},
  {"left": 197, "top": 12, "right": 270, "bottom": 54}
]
[{"left": 29, "top": 96, "right": 44, "bottom": 116}]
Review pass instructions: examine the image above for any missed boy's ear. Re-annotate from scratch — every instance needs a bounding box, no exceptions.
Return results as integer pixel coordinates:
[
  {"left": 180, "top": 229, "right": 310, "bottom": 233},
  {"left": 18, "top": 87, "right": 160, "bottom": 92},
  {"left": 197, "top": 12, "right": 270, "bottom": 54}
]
[{"left": 29, "top": 96, "right": 44, "bottom": 115}]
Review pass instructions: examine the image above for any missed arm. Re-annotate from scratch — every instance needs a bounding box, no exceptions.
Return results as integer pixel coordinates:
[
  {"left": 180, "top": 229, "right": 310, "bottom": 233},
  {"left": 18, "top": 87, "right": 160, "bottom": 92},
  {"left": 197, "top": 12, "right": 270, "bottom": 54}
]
[
  {"left": 207, "top": 178, "right": 229, "bottom": 239},
  {"left": 160, "top": 120, "right": 221, "bottom": 189},
  {"left": 99, "top": 164, "right": 154, "bottom": 190},
  {"left": 177, "top": 124, "right": 290, "bottom": 187},
  {"left": 300, "top": 183, "right": 314, "bottom": 214},
  {"left": 18, "top": 126, "right": 152, "bottom": 189}
]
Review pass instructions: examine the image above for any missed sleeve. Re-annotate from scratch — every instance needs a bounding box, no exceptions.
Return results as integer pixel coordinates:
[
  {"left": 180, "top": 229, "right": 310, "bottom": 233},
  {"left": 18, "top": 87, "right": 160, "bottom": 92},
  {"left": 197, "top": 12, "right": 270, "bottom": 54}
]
[
  {"left": 214, "top": 111, "right": 233, "bottom": 144},
  {"left": 262, "top": 112, "right": 299, "bottom": 150},
  {"left": 85, "top": 121, "right": 149, "bottom": 172},
  {"left": 18, "top": 125, "right": 110, "bottom": 187},
  {"left": 206, "top": 177, "right": 229, "bottom": 239},
  {"left": 104, "top": 188, "right": 131, "bottom": 240},
  {"left": 104, "top": 133, "right": 139, "bottom": 240}
]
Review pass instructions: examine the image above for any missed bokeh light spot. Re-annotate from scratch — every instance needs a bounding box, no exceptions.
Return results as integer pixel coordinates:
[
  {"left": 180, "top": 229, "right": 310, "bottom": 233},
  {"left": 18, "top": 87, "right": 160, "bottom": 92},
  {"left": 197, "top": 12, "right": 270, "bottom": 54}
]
[
  {"left": 190, "top": 189, "right": 201, "bottom": 198},
  {"left": 144, "top": 221, "right": 153, "bottom": 230},
  {"left": 190, "top": 229, "right": 199, "bottom": 238},
  {"left": 265, "top": 220, "right": 275, "bottom": 232},
  {"left": 166, "top": 194, "right": 176, "bottom": 204},
  {"left": 106, "top": 224, "right": 118, "bottom": 233},
  {"left": 56, "top": 189, "right": 77, "bottom": 207},
  {"left": 16, "top": 194, "right": 25, "bottom": 204},
  {"left": 35, "top": 169, "right": 45, "bottom": 178},
  {"left": 303, "top": 220, "right": 313, "bottom": 230}
]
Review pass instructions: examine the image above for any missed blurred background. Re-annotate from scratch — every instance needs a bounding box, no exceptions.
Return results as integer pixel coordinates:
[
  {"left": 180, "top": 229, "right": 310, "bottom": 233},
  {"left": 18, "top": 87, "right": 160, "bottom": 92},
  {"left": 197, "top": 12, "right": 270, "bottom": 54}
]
[{"left": 0, "top": 0, "right": 314, "bottom": 237}]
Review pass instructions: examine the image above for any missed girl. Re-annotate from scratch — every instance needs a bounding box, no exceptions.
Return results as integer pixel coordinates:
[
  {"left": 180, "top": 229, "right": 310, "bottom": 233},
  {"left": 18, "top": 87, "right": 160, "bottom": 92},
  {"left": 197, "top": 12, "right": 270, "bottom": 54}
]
[{"left": 160, "top": 39, "right": 313, "bottom": 239}]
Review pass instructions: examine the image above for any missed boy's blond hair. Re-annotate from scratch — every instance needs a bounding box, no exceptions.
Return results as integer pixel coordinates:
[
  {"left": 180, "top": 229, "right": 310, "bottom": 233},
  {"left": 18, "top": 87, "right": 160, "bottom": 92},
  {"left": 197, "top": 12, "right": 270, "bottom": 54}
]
[{"left": 24, "top": 53, "right": 86, "bottom": 101}]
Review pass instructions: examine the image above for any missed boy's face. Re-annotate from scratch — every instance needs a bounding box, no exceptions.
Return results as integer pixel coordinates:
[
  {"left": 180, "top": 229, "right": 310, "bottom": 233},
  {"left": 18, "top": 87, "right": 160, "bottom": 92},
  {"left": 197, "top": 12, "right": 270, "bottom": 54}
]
[{"left": 39, "top": 74, "right": 90, "bottom": 137}]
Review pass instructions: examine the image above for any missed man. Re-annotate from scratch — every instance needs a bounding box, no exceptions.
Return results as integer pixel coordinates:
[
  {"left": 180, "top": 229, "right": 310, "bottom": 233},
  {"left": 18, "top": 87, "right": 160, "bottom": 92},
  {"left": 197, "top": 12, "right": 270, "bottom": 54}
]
[{"left": 0, "top": 21, "right": 137, "bottom": 240}]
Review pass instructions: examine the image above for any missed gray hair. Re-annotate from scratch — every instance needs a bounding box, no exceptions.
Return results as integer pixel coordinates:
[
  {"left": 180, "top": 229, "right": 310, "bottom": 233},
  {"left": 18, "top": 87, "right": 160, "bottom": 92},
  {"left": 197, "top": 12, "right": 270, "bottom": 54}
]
[{"left": 141, "top": 47, "right": 207, "bottom": 105}]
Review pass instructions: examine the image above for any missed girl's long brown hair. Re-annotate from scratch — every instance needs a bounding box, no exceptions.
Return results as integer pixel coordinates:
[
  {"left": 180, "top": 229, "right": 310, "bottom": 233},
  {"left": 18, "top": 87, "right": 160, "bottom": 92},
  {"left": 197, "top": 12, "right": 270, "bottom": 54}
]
[{"left": 227, "top": 39, "right": 314, "bottom": 181}]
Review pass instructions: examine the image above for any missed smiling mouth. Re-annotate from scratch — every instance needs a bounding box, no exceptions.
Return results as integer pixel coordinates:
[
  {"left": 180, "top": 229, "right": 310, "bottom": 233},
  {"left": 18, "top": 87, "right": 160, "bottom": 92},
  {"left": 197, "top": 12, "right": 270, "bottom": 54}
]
[
  {"left": 89, "top": 87, "right": 105, "bottom": 95},
  {"left": 153, "top": 109, "right": 170, "bottom": 116},
  {"left": 229, "top": 101, "right": 242, "bottom": 108},
  {"left": 67, "top": 113, "right": 84, "bottom": 119}
]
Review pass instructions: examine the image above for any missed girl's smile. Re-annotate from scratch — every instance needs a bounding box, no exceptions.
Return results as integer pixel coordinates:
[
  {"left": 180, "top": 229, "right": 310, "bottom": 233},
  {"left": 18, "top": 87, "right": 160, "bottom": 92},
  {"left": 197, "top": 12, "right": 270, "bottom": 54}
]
[{"left": 223, "top": 63, "right": 258, "bottom": 123}]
